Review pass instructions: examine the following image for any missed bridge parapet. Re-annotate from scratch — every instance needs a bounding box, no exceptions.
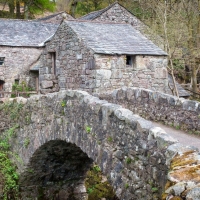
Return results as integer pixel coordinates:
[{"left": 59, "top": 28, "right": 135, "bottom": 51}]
[{"left": 97, "top": 87, "right": 200, "bottom": 134}]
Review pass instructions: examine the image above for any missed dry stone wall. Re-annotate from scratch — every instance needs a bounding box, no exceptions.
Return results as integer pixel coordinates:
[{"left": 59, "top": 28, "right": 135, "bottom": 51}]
[{"left": 97, "top": 87, "right": 200, "bottom": 133}]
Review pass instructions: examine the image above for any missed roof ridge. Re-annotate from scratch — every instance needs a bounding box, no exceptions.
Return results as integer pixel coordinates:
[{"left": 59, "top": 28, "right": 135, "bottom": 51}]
[
  {"left": 0, "top": 18, "right": 59, "bottom": 25},
  {"left": 66, "top": 19, "right": 131, "bottom": 26},
  {"left": 36, "top": 11, "right": 66, "bottom": 21},
  {"left": 0, "top": 18, "right": 34, "bottom": 22},
  {"left": 79, "top": 1, "right": 118, "bottom": 20}
]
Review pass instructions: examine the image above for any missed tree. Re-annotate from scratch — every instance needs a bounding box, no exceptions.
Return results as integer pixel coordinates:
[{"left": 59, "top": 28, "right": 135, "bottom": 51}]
[
  {"left": 2, "top": 0, "right": 55, "bottom": 19},
  {"left": 73, "top": 0, "right": 103, "bottom": 17},
  {"left": 8, "top": 0, "right": 15, "bottom": 18},
  {"left": 24, "top": 0, "right": 55, "bottom": 19},
  {"left": 128, "top": 0, "right": 200, "bottom": 95},
  {"left": 181, "top": 0, "right": 200, "bottom": 94}
]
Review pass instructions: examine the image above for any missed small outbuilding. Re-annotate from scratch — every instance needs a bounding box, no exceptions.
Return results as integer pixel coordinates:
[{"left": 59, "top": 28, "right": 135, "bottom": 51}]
[
  {"left": 40, "top": 20, "right": 168, "bottom": 94},
  {"left": 0, "top": 19, "right": 58, "bottom": 96}
]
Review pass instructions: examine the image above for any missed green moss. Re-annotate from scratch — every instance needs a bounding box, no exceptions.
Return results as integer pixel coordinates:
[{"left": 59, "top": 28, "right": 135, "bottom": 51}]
[
  {"left": 126, "top": 157, "right": 132, "bottom": 164},
  {"left": 125, "top": 183, "right": 129, "bottom": 189},
  {"left": 61, "top": 100, "right": 66, "bottom": 107},
  {"left": 92, "top": 165, "right": 101, "bottom": 173},
  {"left": 24, "top": 138, "right": 30, "bottom": 148},
  {"left": 85, "top": 125, "right": 92, "bottom": 133},
  {"left": 152, "top": 187, "right": 158, "bottom": 192},
  {"left": 107, "top": 136, "right": 113, "bottom": 143},
  {"left": 85, "top": 164, "right": 116, "bottom": 200}
]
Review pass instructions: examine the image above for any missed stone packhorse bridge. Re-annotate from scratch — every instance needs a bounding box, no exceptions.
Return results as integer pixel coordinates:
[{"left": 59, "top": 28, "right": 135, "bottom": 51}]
[{"left": 1, "top": 89, "right": 200, "bottom": 200}]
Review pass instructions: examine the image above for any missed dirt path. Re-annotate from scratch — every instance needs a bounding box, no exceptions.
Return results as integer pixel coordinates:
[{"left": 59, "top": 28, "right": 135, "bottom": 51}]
[{"left": 152, "top": 122, "right": 200, "bottom": 150}]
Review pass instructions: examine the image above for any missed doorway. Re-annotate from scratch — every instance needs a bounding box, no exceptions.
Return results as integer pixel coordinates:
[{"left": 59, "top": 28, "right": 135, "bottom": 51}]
[{"left": 0, "top": 80, "right": 5, "bottom": 97}]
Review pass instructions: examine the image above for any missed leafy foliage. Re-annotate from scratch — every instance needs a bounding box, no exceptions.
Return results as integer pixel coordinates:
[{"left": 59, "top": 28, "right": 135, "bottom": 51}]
[
  {"left": 24, "top": 0, "right": 55, "bottom": 16},
  {"left": 0, "top": 101, "right": 23, "bottom": 121},
  {"left": 75, "top": 0, "right": 103, "bottom": 16},
  {"left": 11, "top": 81, "right": 33, "bottom": 98},
  {"left": 0, "top": 101, "right": 23, "bottom": 199},
  {"left": 0, "top": 125, "right": 20, "bottom": 200},
  {"left": 1, "top": 0, "right": 55, "bottom": 19}
]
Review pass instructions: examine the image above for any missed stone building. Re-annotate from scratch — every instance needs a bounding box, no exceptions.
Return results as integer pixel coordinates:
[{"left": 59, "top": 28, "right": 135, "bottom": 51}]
[
  {"left": 79, "top": 2, "right": 190, "bottom": 97},
  {"left": 40, "top": 20, "right": 168, "bottom": 94},
  {"left": 0, "top": 19, "right": 58, "bottom": 96}
]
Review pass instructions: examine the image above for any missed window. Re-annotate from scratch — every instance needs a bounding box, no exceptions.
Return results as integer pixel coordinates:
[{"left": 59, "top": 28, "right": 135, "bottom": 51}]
[
  {"left": 0, "top": 57, "right": 5, "bottom": 65},
  {"left": 50, "top": 52, "right": 56, "bottom": 75},
  {"left": 126, "top": 55, "right": 135, "bottom": 67},
  {"left": 52, "top": 52, "right": 56, "bottom": 75},
  {"left": 126, "top": 56, "right": 132, "bottom": 65}
]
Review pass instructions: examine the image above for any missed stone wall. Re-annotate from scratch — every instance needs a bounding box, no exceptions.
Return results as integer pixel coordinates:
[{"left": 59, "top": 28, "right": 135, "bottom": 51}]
[
  {"left": 0, "top": 46, "right": 43, "bottom": 94},
  {"left": 94, "top": 54, "right": 168, "bottom": 93},
  {"left": 0, "top": 90, "right": 176, "bottom": 200},
  {"left": 1, "top": 90, "right": 200, "bottom": 199},
  {"left": 93, "top": 3, "right": 165, "bottom": 50},
  {"left": 40, "top": 22, "right": 95, "bottom": 94},
  {"left": 97, "top": 87, "right": 200, "bottom": 133}
]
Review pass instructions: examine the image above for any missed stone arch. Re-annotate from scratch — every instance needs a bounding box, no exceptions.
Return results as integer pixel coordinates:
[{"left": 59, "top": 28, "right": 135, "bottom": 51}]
[{"left": 19, "top": 140, "right": 93, "bottom": 199}]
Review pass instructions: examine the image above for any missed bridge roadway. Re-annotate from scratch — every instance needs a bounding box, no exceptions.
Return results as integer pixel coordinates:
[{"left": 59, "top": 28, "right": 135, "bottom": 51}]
[{"left": 153, "top": 122, "right": 200, "bottom": 150}]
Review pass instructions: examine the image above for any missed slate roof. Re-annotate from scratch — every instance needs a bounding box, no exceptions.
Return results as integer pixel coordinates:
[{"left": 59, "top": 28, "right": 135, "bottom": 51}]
[
  {"left": 168, "top": 74, "right": 190, "bottom": 97},
  {"left": 30, "top": 64, "right": 40, "bottom": 71},
  {"left": 0, "top": 19, "right": 59, "bottom": 47},
  {"left": 65, "top": 20, "right": 167, "bottom": 55},
  {"left": 79, "top": 2, "right": 117, "bottom": 20}
]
